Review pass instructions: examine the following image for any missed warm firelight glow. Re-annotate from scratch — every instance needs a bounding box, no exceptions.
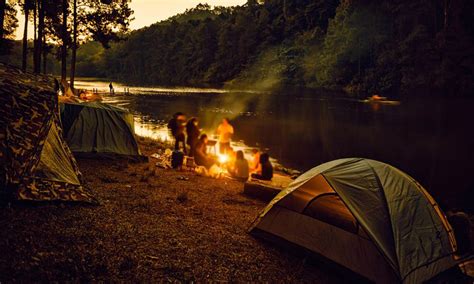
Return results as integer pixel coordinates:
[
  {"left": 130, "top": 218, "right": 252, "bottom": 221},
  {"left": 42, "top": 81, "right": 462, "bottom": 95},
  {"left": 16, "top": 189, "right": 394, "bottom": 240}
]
[{"left": 218, "top": 154, "right": 229, "bottom": 164}]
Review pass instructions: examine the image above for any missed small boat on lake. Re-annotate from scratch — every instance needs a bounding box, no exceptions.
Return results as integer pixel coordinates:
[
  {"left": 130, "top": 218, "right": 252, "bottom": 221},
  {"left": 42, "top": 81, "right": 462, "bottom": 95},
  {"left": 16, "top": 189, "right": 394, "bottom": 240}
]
[{"left": 360, "top": 94, "right": 401, "bottom": 105}]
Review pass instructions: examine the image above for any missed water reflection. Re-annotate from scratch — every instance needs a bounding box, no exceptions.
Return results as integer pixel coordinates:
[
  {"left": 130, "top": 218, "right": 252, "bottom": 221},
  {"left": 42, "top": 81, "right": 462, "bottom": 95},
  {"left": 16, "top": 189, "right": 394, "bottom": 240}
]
[
  {"left": 134, "top": 117, "right": 172, "bottom": 142},
  {"left": 75, "top": 79, "right": 256, "bottom": 95},
  {"left": 76, "top": 80, "right": 474, "bottom": 211}
]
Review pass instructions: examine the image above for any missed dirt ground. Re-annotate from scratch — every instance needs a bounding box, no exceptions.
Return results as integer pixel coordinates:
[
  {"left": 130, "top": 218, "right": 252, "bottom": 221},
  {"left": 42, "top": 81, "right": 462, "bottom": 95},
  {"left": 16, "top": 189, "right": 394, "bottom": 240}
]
[
  {"left": 0, "top": 139, "right": 351, "bottom": 282},
  {"left": 1, "top": 138, "right": 472, "bottom": 282}
]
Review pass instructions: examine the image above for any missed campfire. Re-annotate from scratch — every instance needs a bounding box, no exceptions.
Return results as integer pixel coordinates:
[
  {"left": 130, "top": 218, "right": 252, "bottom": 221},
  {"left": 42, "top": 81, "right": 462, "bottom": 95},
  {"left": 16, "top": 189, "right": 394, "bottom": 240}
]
[
  {"left": 202, "top": 152, "right": 232, "bottom": 179},
  {"left": 218, "top": 153, "right": 229, "bottom": 164}
]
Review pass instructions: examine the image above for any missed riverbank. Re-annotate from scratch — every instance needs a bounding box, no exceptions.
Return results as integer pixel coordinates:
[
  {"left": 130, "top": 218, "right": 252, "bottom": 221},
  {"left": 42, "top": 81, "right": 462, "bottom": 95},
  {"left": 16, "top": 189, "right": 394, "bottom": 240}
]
[{"left": 0, "top": 138, "right": 343, "bottom": 282}]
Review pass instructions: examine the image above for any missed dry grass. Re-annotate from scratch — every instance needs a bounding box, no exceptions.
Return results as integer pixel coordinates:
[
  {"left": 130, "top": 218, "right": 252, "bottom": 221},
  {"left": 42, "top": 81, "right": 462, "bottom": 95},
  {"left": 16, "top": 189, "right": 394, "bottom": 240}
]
[{"left": 0, "top": 139, "right": 347, "bottom": 282}]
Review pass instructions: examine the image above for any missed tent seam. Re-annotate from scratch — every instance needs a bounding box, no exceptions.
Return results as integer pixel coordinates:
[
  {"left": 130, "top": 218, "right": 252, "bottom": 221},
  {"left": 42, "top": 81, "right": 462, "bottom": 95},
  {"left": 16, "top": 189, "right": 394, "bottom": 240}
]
[
  {"left": 364, "top": 160, "right": 401, "bottom": 275},
  {"left": 321, "top": 169, "right": 401, "bottom": 281}
]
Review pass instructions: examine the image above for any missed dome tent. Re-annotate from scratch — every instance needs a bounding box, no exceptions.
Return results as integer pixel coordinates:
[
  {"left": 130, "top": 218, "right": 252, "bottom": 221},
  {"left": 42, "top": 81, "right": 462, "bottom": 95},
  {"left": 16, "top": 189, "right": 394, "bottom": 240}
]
[
  {"left": 60, "top": 102, "right": 141, "bottom": 158},
  {"left": 0, "top": 63, "right": 94, "bottom": 202},
  {"left": 250, "top": 158, "right": 458, "bottom": 283}
]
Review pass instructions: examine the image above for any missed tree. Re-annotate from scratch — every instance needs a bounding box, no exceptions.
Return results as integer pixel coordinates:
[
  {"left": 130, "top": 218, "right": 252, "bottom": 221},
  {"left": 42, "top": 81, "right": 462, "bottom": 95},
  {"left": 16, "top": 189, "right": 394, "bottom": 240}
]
[
  {"left": 60, "top": 0, "right": 67, "bottom": 80},
  {"left": 315, "top": 1, "right": 389, "bottom": 89},
  {"left": 69, "top": 0, "right": 133, "bottom": 89},
  {"left": 33, "top": 0, "right": 44, "bottom": 73},
  {"left": 42, "top": 0, "right": 64, "bottom": 74},
  {"left": 59, "top": 0, "right": 472, "bottom": 95},
  {"left": 28, "top": 0, "right": 61, "bottom": 74},
  {"left": 0, "top": 0, "right": 5, "bottom": 42},
  {"left": 0, "top": 0, "right": 18, "bottom": 53},
  {"left": 69, "top": 0, "right": 76, "bottom": 87},
  {"left": 0, "top": 0, "right": 7, "bottom": 41},
  {"left": 21, "top": 0, "right": 33, "bottom": 71}
]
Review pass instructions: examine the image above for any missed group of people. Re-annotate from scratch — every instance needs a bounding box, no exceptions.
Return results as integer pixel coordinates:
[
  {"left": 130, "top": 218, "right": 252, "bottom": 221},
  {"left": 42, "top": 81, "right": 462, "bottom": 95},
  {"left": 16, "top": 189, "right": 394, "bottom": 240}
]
[
  {"left": 167, "top": 112, "right": 197, "bottom": 156},
  {"left": 167, "top": 113, "right": 273, "bottom": 182}
]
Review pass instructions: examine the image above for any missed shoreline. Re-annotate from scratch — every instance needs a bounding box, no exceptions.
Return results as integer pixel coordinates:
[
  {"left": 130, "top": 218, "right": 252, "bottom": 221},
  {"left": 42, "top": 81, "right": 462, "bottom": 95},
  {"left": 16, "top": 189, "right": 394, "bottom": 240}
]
[
  {"left": 1, "top": 138, "right": 472, "bottom": 281},
  {"left": 0, "top": 138, "right": 343, "bottom": 282}
]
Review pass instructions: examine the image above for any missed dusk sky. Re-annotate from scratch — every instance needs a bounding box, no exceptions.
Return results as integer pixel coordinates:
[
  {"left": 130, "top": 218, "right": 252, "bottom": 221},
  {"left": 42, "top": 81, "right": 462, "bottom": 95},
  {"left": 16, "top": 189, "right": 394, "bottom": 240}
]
[{"left": 15, "top": 0, "right": 246, "bottom": 39}]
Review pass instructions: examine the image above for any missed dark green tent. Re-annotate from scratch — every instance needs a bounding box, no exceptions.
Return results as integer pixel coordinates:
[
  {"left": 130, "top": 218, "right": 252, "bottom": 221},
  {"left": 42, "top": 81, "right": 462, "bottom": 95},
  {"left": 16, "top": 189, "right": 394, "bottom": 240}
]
[
  {"left": 0, "top": 63, "right": 94, "bottom": 202},
  {"left": 250, "top": 158, "right": 460, "bottom": 283},
  {"left": 60, "top": 102, "right": 141, "bottom": 157}
]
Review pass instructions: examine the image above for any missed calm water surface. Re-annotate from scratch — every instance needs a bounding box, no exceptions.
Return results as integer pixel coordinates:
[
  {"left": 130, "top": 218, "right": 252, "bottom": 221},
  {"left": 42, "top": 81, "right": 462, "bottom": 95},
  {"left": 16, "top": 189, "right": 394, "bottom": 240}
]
[{"left": 76, "top": 79, "right": 474, "bottom": 211}]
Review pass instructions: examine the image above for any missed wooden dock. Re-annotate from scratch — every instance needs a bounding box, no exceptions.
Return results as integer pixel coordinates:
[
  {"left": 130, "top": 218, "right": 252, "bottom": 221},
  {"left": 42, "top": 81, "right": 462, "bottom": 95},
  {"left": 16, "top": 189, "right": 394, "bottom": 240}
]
[{"left": 90, "top": 87, "right": 132, "bottom": 95}]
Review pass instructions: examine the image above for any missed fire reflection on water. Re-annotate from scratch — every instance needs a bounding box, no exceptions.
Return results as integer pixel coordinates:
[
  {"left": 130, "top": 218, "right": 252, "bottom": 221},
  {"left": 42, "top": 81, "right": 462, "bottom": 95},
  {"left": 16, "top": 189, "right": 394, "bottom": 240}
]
[{"left": 133, "top": 117, "right": 172, "bottom": 143}]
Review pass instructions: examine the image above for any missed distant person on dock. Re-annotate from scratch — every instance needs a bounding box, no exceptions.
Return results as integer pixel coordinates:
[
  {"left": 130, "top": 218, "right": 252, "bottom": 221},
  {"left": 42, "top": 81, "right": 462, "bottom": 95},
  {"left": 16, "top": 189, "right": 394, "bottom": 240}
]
[
  {"left": 109, "top": 82, "right": 114, "bottom": 95},
  {"left": 216, "top": 118, "right": 234, "bottom": 154},
  {"left": 195, "top": 134, "right": 215, "bottom": 169},
  {"left": 228, "top": 150, "right": 249, "bottom": 182},
  {"left": 168, "top": 112, "right": 187, "bottom": 154},
  {"left": 251, "top": 153, "right": 273, "bottom": 181},
  {"left": 186, "top": 117, "right": 200, "bottom": 157}
]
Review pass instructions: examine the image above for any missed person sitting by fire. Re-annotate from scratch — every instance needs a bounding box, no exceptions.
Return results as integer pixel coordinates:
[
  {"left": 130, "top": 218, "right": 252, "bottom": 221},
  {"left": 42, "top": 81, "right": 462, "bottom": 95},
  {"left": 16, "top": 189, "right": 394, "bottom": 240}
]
[
  {"left": 168, "top": 112, "right": 187, "bottom": 154},
  {"left": 195, "top": 134, "right": 215, "bottom": 169},
  {"left": 249, "top": 149, "right": 260, "bottom": 172},
  {"left": 186, "top": 117, "right": 200, "bottom": 157},
  {"left": 216, "top": 118, "right": 234, "bottom": 154},
  {"left": 228, "top": 150, "right": 249, "bottom": 182},
  {"left": 251, "top": 153, "right": 273, "bottom": 181}
]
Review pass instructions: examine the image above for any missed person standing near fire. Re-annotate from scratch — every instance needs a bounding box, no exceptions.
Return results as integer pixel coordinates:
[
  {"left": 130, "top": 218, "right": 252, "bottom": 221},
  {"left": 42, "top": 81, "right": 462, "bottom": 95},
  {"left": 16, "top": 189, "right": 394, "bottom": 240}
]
[
  {"left": 168, "top": 112, "right": 187, "bottom": 154},
  {"left": 216, "top": 118, "right": 234, "bottom": 154},
  {"left": 186, "top": 117, "right": 200, "bottom": 157}
]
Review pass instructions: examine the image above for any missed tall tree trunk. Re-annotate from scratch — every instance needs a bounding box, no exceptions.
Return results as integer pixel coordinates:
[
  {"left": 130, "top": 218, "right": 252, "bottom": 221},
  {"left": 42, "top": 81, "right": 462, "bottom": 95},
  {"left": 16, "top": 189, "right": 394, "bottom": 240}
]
[
  {"left": 34, "top": 0, "right": 43, "bottom": 73},
  {"left": 0, "top": 0, "right": 5, "bottom": 43},
  {"left": 70, "top": 0, "right": 77, "bottom": 89},
  {"left": 22, "top": 1, "right": 29, "bottom": 72},
  {"left": 33, "top": 0, "right": 37, "bottom": 72},
  {"left": 38, "top": 0, "right": 44, "bottom": 73},
  {"left": 42, "top": 41, "right": 47, "bottom": 73},
  {"left": 61, "top": 0, "right": 67, "bottom": 81}
]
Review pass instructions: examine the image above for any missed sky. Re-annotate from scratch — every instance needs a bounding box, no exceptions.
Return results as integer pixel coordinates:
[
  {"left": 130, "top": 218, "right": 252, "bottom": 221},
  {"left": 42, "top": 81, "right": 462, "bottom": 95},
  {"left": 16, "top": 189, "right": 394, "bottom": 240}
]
[{"left": 15, "top": 0, "right": 247, "bottom": 40}]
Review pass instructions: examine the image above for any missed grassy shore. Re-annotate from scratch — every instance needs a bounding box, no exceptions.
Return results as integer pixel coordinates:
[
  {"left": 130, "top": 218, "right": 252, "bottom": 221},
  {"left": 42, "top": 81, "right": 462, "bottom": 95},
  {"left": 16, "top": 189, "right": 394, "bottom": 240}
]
[{"left": 0, "top": 138, "right": 348, "bottom": 282}]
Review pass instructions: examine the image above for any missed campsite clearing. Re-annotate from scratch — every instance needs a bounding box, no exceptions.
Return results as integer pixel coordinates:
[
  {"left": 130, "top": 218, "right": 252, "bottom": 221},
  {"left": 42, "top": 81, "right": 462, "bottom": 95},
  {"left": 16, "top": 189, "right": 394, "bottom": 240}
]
[{"left": 0, "top": 138, "right": 345, "bottom": 282}]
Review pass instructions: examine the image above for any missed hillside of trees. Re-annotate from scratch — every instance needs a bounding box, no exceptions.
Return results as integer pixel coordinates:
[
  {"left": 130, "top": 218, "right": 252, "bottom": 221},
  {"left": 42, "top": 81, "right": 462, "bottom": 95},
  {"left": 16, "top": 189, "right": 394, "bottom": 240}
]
[{"left": 3, "top": 0, "right": 474, "bottom": 96}]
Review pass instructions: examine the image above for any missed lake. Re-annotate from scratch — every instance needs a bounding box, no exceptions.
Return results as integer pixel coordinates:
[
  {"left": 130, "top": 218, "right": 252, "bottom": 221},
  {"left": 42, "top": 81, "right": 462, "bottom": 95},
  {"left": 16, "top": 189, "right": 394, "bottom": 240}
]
[{"left": 76, "top": 79, "right": 474, "bottom": 212}]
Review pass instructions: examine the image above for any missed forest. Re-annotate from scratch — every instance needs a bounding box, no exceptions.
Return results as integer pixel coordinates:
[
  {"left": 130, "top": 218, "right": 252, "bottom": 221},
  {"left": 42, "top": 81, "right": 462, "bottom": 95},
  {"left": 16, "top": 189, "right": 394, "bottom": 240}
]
[
  {"left": 1, "top": 0, "right": 474, "bottom": 96},
  {"left": 0, "top": 0, "right": 132, "bottom": 89}
]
